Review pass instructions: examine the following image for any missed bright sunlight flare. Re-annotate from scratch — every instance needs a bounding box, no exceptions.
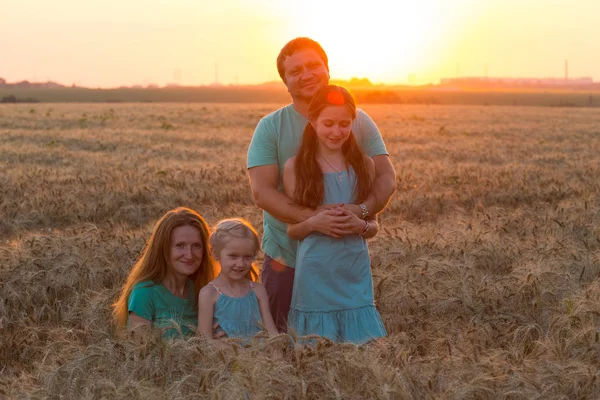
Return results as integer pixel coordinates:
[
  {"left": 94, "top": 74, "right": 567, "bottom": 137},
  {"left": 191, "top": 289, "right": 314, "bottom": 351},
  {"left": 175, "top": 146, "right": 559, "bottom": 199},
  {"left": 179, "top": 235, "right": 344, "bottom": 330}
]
[{"left": 280, "top": 0, "right": 447, "bottom": 84}]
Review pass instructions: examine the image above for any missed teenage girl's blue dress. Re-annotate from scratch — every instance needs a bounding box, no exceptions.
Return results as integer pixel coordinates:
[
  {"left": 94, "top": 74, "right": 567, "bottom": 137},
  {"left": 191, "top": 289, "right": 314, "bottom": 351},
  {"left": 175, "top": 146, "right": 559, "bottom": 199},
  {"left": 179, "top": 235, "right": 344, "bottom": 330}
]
[
  {"left": 210, "top": 281, "right": 263, "bottom": 339},
  {"left": 288, "top": 168, "right": 387, "bottom": 344}
]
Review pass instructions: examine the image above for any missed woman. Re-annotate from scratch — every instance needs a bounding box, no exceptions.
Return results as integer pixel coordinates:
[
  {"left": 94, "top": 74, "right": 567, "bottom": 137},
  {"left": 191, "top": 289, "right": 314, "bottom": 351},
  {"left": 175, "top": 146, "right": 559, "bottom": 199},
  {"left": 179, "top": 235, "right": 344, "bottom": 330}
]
[{"left": 113, "top": 207, "right": 219, "bottom": 339}]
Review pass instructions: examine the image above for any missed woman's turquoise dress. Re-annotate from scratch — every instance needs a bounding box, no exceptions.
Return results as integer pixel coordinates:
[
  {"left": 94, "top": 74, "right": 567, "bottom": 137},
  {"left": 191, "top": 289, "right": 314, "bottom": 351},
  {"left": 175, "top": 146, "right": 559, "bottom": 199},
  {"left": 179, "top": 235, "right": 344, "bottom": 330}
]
[
  {"left": 288, "top": 168, "right": 387, "bottom": 344},
  {"left": 210, "top": 282, "right": 263, "bottom": 339}
]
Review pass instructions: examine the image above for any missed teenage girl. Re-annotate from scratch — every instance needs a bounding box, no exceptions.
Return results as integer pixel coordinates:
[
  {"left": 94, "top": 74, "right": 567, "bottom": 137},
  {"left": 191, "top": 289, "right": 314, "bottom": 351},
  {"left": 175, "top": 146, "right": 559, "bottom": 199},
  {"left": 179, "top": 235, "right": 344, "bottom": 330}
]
[{"left": 283, "top": 85, "right": 387, "bottom": 344}]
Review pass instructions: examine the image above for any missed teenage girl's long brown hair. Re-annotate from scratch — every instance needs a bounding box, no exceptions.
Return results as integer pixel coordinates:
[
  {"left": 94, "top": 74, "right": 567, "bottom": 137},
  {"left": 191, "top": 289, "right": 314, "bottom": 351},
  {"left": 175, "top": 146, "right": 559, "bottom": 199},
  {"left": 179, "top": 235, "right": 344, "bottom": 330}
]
[
  {"left": 112, "top": 207, "right": 218, "bottom": 327},
  {"left": 293, "top": 85, "right": 372, "bottom": 209}
]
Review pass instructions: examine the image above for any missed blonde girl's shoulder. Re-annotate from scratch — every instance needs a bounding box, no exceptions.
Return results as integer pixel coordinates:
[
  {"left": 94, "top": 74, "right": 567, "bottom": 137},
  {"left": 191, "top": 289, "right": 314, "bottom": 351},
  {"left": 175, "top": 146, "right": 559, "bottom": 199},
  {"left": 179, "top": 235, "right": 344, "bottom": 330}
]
[
  {"left": 251, "top": 281, "right": 268, "bottom": 297},
  {"left": 250, "top": 280, "right": 264, "bottom": 289},
  {"left": 198, "top": 281, "right": 220, "bottom": 304}
]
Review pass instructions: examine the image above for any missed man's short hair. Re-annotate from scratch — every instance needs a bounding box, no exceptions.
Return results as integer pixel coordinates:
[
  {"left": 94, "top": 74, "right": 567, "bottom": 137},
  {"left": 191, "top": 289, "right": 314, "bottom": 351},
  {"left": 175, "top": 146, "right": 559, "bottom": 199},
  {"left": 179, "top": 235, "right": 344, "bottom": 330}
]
[{"left": 276, "top": 37, "right": 329, "bottom": 83}]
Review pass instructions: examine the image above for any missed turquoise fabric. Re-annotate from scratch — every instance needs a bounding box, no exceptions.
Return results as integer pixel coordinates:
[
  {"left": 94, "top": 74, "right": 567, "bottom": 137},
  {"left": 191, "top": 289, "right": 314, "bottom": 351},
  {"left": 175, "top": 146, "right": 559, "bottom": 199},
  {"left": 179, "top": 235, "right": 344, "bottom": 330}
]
[
  {"left": 128, "top": 280, "right": 197, "bottom": 339},
  {"left": 212, "top": 286, "right": 263, "bottom": 339},
  {"left": 288, "top": 168, "right": 387, "bottom": 344},
  {"left": 247, "top": 104, "right": 388, "bottom": 268}
]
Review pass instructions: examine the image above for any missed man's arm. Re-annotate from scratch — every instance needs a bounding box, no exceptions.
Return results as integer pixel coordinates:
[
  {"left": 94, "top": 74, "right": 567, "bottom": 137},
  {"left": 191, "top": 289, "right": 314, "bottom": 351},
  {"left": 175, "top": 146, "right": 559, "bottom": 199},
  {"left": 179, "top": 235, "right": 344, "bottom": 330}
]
[
  {"left": 248, "top": 165, "right": 314, "bottom": 224},
  {"left": 346, "top": 155, "right": 396, "bottom": 218},
  {"left": 247, "top": 116, "right": 314, "bottom": 224},
  {"left": 365, "top": 154, "right": 396, "bottom": 214},
  {"left": 345, "top": 110, "right": 397, "bottom": 218}
]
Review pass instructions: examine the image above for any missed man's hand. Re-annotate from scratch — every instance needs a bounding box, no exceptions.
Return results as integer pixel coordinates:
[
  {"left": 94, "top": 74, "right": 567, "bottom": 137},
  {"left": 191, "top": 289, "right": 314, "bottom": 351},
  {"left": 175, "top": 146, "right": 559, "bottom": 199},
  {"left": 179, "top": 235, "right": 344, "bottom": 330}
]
[
  {"left": 341, "top": 203, "right": 362, "bottom": 218},
  {"left": 316, "top": 203, "right": 344, "bottom": 213}
]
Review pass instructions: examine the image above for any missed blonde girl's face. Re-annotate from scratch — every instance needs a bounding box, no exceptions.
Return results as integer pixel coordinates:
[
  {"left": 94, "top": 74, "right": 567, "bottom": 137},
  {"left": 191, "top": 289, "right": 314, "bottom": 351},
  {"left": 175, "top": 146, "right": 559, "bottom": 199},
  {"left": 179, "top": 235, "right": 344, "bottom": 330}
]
[
  {"left": 216, "top": 237, "right": 256, "bottom": 281},
  {"left": 311, "top": 105, "right": 353, "bottom": 152},
  {"left": 168, "top": 225, "right": 203, "bottom": 278}
]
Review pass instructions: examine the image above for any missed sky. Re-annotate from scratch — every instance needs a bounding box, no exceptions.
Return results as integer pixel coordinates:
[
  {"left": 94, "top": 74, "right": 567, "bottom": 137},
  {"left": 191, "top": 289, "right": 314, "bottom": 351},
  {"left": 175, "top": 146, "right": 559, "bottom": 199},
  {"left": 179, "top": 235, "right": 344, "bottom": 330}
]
[{"left": 1, "top": 0, "right": 598, "bottom": 87}]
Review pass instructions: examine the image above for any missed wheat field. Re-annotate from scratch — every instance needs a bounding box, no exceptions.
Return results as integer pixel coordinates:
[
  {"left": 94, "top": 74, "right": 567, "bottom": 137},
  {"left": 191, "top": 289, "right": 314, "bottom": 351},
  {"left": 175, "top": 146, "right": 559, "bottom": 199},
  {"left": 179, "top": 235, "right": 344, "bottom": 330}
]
[{"left": 1, "top": 103, "right": 600, "bottom": 399}]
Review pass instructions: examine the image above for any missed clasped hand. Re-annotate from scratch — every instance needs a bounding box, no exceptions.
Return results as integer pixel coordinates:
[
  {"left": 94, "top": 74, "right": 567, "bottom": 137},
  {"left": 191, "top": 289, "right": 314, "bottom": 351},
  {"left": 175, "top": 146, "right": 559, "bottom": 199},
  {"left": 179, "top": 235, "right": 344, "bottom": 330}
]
[{"left": 309, "top": 204, "right": 364, "bottom": 238}]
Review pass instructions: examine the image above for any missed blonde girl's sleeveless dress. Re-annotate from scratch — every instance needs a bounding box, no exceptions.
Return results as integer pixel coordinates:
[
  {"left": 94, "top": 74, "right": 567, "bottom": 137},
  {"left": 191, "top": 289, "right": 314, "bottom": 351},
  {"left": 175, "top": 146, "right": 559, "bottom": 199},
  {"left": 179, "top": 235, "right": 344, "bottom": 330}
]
[
  {"left": 287, "top": 168, "right": 387, "bottom": 344},
  {"left": 210, "top": 281, "right": 263, "bottom": 339}
]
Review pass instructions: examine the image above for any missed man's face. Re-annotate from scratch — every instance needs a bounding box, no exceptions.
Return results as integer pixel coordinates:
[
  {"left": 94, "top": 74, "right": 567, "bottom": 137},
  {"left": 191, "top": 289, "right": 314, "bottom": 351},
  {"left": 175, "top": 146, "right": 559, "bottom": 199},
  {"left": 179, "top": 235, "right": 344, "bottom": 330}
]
[{"left": 282, "top": 49, "right": 330, "bottom": 102}]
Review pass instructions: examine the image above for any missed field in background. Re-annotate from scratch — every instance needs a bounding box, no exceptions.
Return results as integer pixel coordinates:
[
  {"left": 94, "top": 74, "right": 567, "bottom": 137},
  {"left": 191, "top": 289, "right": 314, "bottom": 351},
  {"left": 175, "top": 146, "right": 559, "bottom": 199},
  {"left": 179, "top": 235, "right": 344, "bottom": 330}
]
[
  {"left": 2, "top": 86, "right": 600, "bottom": 107},
  {"left": 1, "top": 103, "right": 600, "bottom": 399}
]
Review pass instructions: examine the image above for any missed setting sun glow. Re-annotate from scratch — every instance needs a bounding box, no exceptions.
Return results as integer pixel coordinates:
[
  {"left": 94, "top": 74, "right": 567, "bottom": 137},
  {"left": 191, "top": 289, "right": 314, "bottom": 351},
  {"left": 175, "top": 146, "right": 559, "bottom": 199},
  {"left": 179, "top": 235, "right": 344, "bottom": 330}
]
[
  {"left": 0, "top": 0, "right": 598, "bottom": 87},
  {"left": 280, "top": 0, "right": 446, "bottom": 84}
]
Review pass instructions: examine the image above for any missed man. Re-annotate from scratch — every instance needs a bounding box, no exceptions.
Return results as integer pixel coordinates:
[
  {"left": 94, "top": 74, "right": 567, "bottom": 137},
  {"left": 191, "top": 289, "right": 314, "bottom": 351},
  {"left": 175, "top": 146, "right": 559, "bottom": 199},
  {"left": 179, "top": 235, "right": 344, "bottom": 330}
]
[{"left": 247, "top": 37, "right": 396, "bottom": 331}]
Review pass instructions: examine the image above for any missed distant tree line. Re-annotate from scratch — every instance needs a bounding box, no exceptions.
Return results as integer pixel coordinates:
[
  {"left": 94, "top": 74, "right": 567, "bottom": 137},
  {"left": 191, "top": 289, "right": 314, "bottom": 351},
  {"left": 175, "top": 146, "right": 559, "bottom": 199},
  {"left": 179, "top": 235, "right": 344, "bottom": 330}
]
[
  {"left": 0, "top": 77, "right": 66, "bottom": 89},
  {"left": 1, "top": 94, "right": 40, "bottom": 103}
]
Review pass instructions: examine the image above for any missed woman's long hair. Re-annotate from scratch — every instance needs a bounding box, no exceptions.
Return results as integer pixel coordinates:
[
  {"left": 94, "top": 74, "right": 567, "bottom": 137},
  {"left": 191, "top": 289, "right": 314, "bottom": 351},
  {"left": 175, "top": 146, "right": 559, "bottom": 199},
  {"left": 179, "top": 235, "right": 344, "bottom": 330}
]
[
  {"left": 112, "top": 207, "right": 218, "bottom": 328},
  {"left": 209, "top": 218, "right": 260, "bottom": 282},
  {"left": 294, "top": 85, "right": 372, "bottom": 209}
]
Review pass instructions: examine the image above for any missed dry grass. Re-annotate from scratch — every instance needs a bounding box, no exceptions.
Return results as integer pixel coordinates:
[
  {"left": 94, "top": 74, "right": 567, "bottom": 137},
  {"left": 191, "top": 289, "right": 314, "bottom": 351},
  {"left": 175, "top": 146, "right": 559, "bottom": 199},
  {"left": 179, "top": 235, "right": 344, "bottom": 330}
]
[{"left": 1, "top": 103, "right": 600, "bottom": 399}]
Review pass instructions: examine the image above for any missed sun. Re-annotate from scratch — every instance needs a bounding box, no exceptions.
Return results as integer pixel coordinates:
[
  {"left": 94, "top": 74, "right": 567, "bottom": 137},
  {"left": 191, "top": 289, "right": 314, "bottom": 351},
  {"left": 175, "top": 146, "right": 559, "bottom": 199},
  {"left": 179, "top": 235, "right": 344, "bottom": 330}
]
[{"left": 281, "top": 0, "right": 445, "bottom": 84}]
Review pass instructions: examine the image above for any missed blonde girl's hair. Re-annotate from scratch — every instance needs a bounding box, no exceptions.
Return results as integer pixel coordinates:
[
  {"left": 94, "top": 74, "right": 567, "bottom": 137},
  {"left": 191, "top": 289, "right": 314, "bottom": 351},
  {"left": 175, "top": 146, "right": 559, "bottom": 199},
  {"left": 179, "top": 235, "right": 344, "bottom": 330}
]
[
  {"left": 112, "top": 207, "right": 218, "bottom": 328},
  {"left": 209, "top": 218, "right": 260, "bottom": 282}
]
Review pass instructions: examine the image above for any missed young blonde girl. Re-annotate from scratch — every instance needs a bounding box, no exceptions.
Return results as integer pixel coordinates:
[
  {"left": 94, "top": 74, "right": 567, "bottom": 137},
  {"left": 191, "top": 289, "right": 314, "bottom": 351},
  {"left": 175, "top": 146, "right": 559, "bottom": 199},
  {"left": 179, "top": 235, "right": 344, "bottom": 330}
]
[{"left": 197, "top": 218, "right": 277, "bottom": 344}]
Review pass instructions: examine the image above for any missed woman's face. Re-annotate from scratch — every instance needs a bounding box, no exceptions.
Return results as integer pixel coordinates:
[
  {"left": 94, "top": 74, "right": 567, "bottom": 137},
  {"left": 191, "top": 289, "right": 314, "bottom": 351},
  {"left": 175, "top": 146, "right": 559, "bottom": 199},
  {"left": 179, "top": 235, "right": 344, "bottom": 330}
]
[
  {"left": 168, "top": 225, "right": 203, "bottom": 278},
  {"left": 311, "top": 105, "right": 353, "bottom": 153}
]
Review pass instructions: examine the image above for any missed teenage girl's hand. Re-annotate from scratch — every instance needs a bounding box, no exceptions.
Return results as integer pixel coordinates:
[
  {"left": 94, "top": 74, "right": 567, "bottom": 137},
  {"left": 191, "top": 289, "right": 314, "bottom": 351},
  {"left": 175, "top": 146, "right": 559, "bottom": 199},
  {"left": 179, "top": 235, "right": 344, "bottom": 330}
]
[{"left": 308, "top": 208, "right": 353, "bottom": 238}]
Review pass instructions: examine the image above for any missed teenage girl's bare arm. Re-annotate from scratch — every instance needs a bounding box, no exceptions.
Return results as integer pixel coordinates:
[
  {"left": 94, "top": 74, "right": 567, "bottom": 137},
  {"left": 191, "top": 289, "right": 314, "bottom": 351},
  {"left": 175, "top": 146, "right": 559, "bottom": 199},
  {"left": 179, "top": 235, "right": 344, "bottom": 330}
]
[{"left": 253, "top": 283, "right": 278, "bottom": 335}]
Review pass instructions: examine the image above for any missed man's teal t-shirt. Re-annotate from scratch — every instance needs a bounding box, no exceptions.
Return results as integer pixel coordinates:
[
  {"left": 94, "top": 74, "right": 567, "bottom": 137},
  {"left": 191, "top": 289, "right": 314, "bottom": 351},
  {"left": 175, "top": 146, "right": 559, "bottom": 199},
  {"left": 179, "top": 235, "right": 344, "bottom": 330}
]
[
  {"left": 247, "top": 104, "right": 388, "bottom": 268},
  {"left": 128, "top": 280, "right": 197, "bottom": 339}
]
